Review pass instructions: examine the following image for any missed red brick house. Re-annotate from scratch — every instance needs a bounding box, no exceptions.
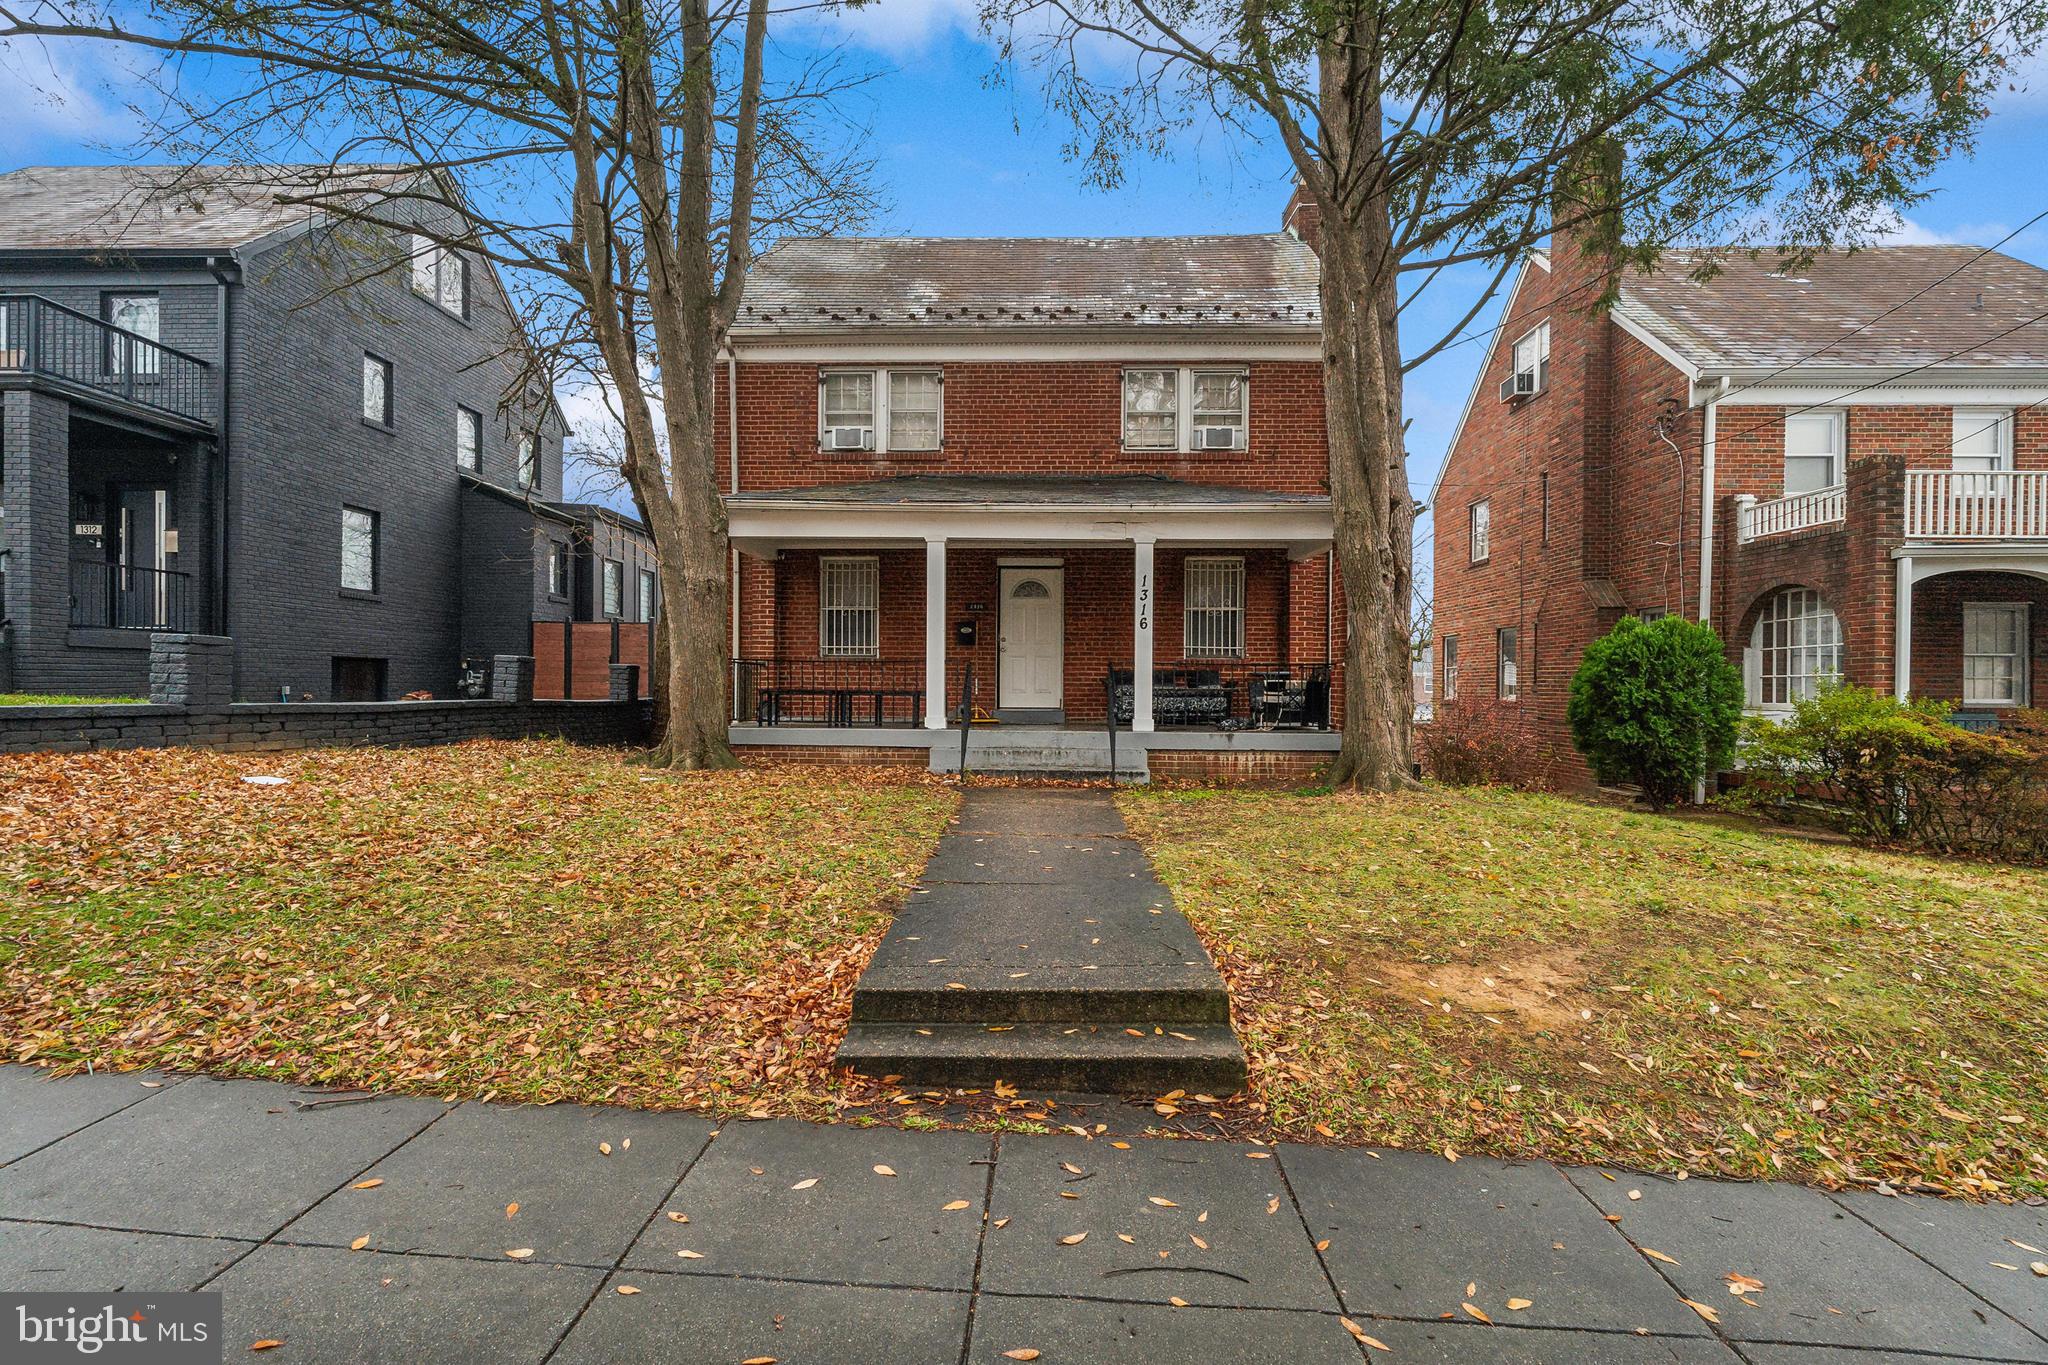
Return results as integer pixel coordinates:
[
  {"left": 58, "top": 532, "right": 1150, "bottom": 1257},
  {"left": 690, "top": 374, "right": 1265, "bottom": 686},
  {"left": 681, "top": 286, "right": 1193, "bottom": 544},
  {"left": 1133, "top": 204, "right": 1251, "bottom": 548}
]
[
  {"left": 717, "top": 219, "right": 1344, "bottom": 778},
  {"left": 1431, "top": 235, "right": 2048, "bottom": 785}
]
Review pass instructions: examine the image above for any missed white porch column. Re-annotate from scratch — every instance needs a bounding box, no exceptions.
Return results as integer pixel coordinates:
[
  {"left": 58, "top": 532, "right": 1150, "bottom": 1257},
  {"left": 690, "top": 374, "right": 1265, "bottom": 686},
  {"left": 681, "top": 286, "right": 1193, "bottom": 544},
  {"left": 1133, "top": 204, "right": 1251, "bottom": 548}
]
[
  {"left": 925, "top": 537, "right": 949, "bottom": 729},
  {"left": 1132, "top": 535, "right": 1156, "bottom": 733},
  {"left": 1894, "top": 555, "right": 1913, "bottom": 702}
]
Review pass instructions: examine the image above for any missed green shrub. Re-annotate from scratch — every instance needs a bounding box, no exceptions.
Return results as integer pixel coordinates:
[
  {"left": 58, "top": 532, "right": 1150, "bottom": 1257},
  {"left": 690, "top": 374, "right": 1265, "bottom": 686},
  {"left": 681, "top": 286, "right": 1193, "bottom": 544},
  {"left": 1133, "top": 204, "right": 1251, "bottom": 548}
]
[
  {"left": 1566, "top": 615, "right": 1743, "bottom": 809},
  {"left": 1733, "top": 686, "right": 2048, "bottom": 860}
]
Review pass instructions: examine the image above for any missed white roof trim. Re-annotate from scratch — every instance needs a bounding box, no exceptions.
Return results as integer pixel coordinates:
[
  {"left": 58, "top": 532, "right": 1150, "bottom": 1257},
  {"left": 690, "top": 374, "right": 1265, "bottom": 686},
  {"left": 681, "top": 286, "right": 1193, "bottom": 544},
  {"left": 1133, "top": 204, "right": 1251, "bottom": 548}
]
[
  {"left": 1610, "top": 301, "right": 1702, "bottom": 387},
  {"left": 1426, "top": 252, "right": 1548, "bottom": 510},
  {"left": 730, "top": 329, "right": 1320, "bottom": 364}
]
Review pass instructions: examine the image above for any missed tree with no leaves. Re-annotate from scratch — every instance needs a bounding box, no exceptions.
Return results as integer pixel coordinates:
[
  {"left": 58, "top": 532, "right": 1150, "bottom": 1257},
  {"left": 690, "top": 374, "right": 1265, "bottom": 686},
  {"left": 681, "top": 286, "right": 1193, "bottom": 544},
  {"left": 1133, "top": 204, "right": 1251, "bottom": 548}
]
[
  {"left": 1, "top": 0, "right": 877, "bottom": 767},
  {"left": 981, "top": 0, "right": 2046, "bottom": 790}
]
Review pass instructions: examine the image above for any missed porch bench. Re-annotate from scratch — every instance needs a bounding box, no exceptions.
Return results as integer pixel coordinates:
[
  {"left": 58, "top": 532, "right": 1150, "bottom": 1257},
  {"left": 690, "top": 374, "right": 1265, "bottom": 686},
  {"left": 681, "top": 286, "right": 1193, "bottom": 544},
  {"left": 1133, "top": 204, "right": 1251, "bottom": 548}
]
[{"left": 1109, "top": 682, "right": 1235, "bottom": 727}]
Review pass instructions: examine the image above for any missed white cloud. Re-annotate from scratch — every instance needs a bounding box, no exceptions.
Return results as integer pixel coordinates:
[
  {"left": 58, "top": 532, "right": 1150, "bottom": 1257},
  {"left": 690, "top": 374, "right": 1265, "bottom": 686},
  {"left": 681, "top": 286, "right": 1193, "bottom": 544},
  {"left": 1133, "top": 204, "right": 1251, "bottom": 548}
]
[
  {"left": 786, "top": 0, "right": 983, "bottom": 56},
  {"left": 0, "top": 36, "right": 137, "bottom": 155}
]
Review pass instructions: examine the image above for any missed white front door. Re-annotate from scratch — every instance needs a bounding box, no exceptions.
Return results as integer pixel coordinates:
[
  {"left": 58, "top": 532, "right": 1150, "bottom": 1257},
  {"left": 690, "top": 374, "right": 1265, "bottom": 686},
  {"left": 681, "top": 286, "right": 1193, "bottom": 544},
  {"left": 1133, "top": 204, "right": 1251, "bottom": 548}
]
[{"left": 999, "top": 566, "right": 1064, "bottom": 710}]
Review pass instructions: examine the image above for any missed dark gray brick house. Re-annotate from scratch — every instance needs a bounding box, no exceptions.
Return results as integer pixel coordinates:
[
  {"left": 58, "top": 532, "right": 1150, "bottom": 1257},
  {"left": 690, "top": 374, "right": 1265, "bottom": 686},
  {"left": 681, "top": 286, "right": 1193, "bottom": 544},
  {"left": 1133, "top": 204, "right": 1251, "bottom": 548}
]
[{"left": 0, "top": 164, "right": 655, "bottom": 701}]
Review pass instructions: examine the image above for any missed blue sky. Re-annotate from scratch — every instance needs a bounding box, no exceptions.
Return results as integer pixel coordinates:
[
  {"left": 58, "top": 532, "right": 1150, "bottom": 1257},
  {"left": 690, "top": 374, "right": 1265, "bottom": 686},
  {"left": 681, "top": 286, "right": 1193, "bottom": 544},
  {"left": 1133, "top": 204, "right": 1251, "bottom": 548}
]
[{"left": 7, "top": 1, "right": 2047, "bottom": 592}]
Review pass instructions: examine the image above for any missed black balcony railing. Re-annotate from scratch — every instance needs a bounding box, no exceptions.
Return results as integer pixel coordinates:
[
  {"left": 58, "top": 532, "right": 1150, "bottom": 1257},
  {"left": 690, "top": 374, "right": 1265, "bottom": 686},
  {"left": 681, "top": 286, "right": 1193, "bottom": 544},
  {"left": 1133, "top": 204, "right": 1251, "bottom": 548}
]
[
  {"left": 1108, "top": 659, "right": 1333, "bottom": 729},
  {"left": 734, "top": 657, "right": 926, "bottom": 726},
  {"left": 0, "top": 294, "right": 215, "bottom": 427},
  {"left": 69, "top": 559, "right": 196, "bottom": 631}
]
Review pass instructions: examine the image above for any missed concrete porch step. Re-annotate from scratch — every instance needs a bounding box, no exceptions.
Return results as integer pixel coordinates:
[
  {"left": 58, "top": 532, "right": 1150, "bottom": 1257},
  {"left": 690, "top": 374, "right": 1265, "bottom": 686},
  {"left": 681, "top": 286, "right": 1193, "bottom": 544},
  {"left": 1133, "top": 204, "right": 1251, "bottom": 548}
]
[
  {"left": 929, "top": 727, "right": 1146, "bottom": 778},
  {"left": 850, "top": 964, "right": 1232, "bottom": 1026},
  {"left": 837, "top": 1020, "right": 1247, "bottom": 1093}
]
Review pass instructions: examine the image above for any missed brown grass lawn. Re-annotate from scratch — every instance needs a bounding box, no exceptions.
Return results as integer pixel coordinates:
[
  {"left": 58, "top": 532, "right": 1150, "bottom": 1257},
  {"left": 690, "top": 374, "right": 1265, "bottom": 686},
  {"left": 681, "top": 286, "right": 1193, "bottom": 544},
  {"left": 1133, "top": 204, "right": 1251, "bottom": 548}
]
[
  {"left": 0, "top": 742, "right": 956, "bottom": 1117},
  {"left": 1119, "top": 784, "right": 2048, "bottom": 1198}
]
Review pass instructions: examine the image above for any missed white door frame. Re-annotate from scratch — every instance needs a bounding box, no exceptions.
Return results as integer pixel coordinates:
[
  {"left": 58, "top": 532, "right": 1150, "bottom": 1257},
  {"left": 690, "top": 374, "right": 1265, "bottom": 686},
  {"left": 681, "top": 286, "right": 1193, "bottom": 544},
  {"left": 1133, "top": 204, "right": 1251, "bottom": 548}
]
[{"left": 998, "top": 563, "right": 1064, "bottom": 710}]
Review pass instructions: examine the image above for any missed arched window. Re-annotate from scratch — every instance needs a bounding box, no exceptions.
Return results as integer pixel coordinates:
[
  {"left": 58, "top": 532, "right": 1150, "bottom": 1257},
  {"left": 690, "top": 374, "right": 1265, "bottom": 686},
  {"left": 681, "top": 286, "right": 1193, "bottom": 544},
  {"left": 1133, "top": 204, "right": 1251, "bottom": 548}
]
[{"left": 1748, "top": 588, "right": 1843, "bottom": 709}]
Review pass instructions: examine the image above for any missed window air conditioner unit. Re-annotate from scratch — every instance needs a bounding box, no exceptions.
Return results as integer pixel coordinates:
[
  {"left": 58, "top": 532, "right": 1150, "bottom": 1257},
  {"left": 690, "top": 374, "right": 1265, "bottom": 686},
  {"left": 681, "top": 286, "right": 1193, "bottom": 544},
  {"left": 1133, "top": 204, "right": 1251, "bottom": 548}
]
[
  {"left": 827, "top": 426, "right": 872, "bottom": 450},
  {"left": 1498, "top": 367, "right": 1539, "bottom": 402},
  {"left": 1195, "top": 426, "right": 1239, "bottom": 450}
]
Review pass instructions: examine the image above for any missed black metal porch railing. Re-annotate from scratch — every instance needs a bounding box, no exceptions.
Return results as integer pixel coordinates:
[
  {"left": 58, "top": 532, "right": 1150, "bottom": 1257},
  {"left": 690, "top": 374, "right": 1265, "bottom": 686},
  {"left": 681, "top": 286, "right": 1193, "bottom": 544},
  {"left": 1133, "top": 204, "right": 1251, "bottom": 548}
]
[
  {"left": 1107, "top": 659, "right": 1333, "bottom": 729},
  {"left": 69, "top": 559, "right": 196, "bottom": 631},
  {"left": 734, "top": 657, "right": 926, "bottom": 726},
  {"left": 0, "top": 294, "right": 215, "bottom": 427}
]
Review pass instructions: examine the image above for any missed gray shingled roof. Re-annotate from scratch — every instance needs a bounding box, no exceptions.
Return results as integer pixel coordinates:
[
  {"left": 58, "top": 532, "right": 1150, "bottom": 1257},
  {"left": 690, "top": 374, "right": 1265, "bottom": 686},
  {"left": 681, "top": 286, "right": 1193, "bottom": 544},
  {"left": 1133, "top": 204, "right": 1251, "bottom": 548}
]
[
  {"left": 734, "top": 234, "right": 1321, "bottom": 331},
  {"left": 725, "top": 475, "right": 1328, "bottom": 506},
  {"left": 0, "top": 164, "right": 410, "bottom": 252},
  {"left": 1616, "top": 246, "right": 2048, "bottom": 371}
]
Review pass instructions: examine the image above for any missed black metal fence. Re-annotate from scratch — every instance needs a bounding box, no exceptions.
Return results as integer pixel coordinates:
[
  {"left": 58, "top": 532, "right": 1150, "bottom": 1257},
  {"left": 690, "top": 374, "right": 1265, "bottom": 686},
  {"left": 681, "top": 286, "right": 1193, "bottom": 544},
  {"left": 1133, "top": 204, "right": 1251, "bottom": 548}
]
[
  {"left": 1107, "top": 659, "right": 1332, "bottom": 729},
  {"left": 69, "top": 559, "right": 196, "bottom": 631},
  {"left": 0, "top": 294, "right": 215, "bottom": 426},
  {"left": 734, "top": 657, "right": 926, "bottom": 726}
]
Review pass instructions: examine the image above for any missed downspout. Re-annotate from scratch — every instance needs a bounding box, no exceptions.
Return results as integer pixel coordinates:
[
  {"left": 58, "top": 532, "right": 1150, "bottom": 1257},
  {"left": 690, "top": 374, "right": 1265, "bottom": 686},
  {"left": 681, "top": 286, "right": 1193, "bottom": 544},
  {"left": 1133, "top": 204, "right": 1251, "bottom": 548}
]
[
  {"left": 1693, "top": 375, "right": 1730, "bottom": 805},
  {"left": 206, "top": 256, "right": 235, "bottom": 649},
  {"left": 727, "top": 348, "right": 741, "bottom": 681}
]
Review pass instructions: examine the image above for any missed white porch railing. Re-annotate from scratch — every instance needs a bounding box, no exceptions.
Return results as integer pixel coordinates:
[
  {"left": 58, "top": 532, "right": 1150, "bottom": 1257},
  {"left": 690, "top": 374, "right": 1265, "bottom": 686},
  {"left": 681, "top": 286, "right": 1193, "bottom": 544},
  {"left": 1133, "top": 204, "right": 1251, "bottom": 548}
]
[
  {"left": 1904, "top": 469, "right": 2048, "bottom": 539},
  {"left": 1735, "top": 484, "right": 1845, "bottom": 543}
]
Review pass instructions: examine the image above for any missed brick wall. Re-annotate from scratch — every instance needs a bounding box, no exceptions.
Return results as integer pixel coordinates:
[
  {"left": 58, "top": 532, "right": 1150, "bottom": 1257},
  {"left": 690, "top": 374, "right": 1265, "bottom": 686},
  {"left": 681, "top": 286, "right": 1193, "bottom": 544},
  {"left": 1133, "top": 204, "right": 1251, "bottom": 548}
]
[{"left": 0, "top": 698, "right": 649, "bottom": 755}]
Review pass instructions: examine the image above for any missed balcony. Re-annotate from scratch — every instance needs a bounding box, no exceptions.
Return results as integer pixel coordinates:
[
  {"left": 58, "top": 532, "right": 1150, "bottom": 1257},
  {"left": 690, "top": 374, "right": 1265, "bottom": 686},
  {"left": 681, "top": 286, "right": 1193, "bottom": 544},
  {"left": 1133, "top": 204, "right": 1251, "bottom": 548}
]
[
  {"left": 1903, "top": 469, "right": 2048, "bottom": 541},
  {"left": 0, "top": 293, "right": 215, "bottom": 430},
  {"left": 1735, "top": 484, "right": 1845, "bottom": 544}
]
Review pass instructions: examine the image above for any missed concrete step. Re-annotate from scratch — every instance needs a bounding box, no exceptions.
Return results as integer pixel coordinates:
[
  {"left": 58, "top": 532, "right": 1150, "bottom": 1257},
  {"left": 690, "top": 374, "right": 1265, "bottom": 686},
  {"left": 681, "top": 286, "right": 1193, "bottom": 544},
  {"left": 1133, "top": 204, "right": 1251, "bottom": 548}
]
[
  {"left": 851, "top": 964, "right": 1233, "bottom": 1026},
  {"left": 838, "top": 1021, "right": 1247, "bottom": 1093},
  {"left": 929, "top": 729, "right": 1146, "bottom": 778}
]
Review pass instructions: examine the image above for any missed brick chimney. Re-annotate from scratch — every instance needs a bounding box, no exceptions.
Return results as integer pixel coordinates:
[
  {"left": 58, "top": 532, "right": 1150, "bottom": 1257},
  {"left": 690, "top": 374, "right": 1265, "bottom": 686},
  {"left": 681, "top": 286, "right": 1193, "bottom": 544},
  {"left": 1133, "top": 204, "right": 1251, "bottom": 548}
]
[{"left": 1281, "top": 179, "right": 1321, "bottom": 254}]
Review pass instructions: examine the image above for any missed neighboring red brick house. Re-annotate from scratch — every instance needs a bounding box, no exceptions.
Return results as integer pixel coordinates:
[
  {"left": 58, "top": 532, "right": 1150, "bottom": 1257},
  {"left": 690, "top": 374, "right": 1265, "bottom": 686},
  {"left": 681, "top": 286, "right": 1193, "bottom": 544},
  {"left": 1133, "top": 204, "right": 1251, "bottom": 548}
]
[
  {"left": 717, "top": 219, "right": 1344, "bottom": 777},
  {"left": 1431, "top": 236, "right": 2048, "bottom": 785}
]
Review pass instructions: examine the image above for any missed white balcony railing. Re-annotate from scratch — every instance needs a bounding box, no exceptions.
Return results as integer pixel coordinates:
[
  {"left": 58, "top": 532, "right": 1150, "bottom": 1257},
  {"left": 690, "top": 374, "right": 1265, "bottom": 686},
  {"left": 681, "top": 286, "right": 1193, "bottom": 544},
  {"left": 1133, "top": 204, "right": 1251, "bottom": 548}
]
[
  {"left": 1904, "top": 469, "right": 2048, "bottom": 540},
  {"left": 1735, "top": 484, "right": 1845, "bottom": 544}
]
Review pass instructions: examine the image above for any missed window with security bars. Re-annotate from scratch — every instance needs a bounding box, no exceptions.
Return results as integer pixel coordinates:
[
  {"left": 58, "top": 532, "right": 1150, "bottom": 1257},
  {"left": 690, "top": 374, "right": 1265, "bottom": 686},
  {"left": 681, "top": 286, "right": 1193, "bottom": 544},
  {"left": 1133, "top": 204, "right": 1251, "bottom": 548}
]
[
  {"left": 820, "top": 556, "right": 880, "bottom": 658},
  {"left": 1963, "top": 603, "right": 2027, "bottom": 706},
  {"left": 1183, "top": 557, "right": 1246, "bottom": 657},
  {"left": 1122, "top": 369, "right": 1178, "bottom": 449},
  {"left": 1748, "top": 587, "right": 1843, "bottom": 708},
  {"left": 888, "top": 371, "right": 942, "bottom": 450}
]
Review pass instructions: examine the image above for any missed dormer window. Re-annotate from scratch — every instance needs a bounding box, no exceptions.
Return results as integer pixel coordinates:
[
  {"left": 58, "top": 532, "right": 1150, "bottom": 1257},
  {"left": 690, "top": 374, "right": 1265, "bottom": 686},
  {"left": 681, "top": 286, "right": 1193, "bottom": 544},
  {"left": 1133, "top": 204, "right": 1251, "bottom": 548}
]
[
  {"left": 1500, "top": 322, "right": 1549, "bottom": 401},
  {"left": 1122, "top": 367, "right": 1249, "bottom": 452},
  {"left": 819, "top": 368, "right": 942, "bottom": 453}
]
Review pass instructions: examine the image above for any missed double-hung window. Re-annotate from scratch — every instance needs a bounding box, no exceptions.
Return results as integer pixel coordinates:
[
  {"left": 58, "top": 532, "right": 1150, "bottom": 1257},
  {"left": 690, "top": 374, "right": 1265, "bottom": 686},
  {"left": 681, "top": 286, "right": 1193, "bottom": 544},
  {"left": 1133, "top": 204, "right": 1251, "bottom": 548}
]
[
  {"left": 1963, "top": 603, "right": 2028, "bottom": 707},
  {"left": 1952, "top": 408, "right": 2013, "bottom": 494},
  {"left": 1783, "top": 411, "right": 1843, "bottom": 495},
  {"left": 819, "top": 555, "right": 880, "bottom": 658},
  {"left": 1121, "top": 367, "right": 1248, "bottom": 452},
  {"left": 1183, "top": 557, "right": 1246, "bottom": 658},
  {"left": 1441, "top": 635, "right": 1459, "bottom": 702},
  {"left": 1500, "top": 322, "right": 1549, "bottom": 400},
  {"left": 1469, "top": 499, "right": 1491, "bottom": 563},
  {"left": 517, "top": 433, "right": 538, "bottom": 488},
  {"left": 601, "top": 559, "right": 624, "bottom": 618},
  {"left": 409, "top": 233, "right": 469, "bottom": 318},
  {"left": 362, "top": 354, "right": 393, "bottom": 426},
  {"left": 638, "top": 568, "right": 658, "bottom": 623},
  {"left": 101, "top": 292, "right": 160, "bottom": 376},
  {"left": 819, "top": 369, "right": 942, "bottom": 453},
  {"left": 340, "top": 506, "right": 378, "bottom": 594},
  {"left": 456, "top": 406, "right": 481, "bottom": 471},
  {"left": 1497, "top": 627, "right": 1519, "bottom": 700}
]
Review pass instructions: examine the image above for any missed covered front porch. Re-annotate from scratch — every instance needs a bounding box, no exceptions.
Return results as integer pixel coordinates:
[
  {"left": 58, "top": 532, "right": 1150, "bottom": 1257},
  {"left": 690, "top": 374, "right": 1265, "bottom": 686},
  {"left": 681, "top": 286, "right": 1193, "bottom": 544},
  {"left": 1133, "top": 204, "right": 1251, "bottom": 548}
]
[{"left": 725, "top": 476, "right": 1340, "bottom": 766}]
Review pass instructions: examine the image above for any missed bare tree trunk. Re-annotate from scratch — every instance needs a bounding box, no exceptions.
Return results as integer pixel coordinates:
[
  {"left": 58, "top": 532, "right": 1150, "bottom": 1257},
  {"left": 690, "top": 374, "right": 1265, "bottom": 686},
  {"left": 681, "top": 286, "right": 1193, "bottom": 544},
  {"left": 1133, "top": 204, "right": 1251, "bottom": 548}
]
[{"left": 1317, "top": 34, "right": 1417, "bottom": 793}]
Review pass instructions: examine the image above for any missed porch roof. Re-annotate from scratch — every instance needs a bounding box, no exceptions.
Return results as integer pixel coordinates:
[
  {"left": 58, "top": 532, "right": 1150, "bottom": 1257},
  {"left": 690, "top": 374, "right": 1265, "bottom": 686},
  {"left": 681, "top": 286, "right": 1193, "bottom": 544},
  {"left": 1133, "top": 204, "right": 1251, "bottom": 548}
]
[{"left": 726, "top": 475, "right": 1333, "bottom": 557}]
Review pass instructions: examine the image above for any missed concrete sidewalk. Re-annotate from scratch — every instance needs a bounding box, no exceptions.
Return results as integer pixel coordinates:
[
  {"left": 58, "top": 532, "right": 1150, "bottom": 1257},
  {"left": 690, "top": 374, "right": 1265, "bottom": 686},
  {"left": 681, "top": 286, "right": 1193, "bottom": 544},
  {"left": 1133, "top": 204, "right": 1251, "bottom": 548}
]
[{"left": 3, "top": 1067, "right": 2045, "bottom": 1363}]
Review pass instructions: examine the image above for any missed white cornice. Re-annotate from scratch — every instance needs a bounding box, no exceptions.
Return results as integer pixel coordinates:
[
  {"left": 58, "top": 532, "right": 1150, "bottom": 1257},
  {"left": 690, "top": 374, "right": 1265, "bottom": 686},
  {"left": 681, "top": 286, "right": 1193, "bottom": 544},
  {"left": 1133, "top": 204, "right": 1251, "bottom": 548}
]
[{"left": 729, "top": 327, "right": 1321, "bottom": 364}]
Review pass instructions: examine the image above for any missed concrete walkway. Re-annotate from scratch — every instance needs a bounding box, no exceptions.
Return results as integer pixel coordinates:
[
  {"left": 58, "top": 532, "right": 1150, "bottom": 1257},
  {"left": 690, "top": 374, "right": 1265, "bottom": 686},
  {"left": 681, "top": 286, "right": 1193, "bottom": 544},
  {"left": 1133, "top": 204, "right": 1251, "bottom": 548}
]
[
  {"left": 839, "top": 787, "right": 1246, "bottom": 1091},
  {"left": 2, "top": 1066, "right": 2044, "bottom": 1363}
]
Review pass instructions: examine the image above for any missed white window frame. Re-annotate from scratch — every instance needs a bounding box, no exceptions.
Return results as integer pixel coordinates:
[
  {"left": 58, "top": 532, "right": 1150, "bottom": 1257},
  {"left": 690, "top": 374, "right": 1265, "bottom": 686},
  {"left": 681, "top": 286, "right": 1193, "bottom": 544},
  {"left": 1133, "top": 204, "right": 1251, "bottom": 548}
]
[
  {"left": 1782, "top": 410, "right": 1844, "bottom": 496},
  {"left": 409, "top": 233, "right": 469, "bottom": 318},
  {"left": 601, "top": 558, "right": 624, "bottom": 618},
  {"left": 1497, "top": 626, "right": 1519, "bottom": 700},
  {"left": 1745, "top": 587, "right": 1844, "bottom": 712},
  {"left": 1952, "top": 408, "right": 2013, "bottom": 494},
  {"left": 362, "top": 353, "right": 393, "bottom": 426},
  {"left": 819, "top": 555, "right": 881, "bottom": 659},
  {"left": 817, "top": 368, "right": 943, "bottom": 454},
  {"left": 1442, "top": 635, "right": 1458, "bottom": 702},
  {"left": 1469, "top": 499, "right": 1491, "bottom": 563},
  {"left": 340, "top": 505, "right": 378, "bottom": 594},
  {"left": 456, "top": 406, "right": 481, "bottom": 471},
  {"left": 1121, "top": 366, "right": 1250, "bottom": 452},
  {"left": 1502, "top": 322, "right": 1549, "bottom": 399},
  {"left": 1962, "top": 601, "right": 2028, "bottom": 708},
  {"left": 1183, "top": 556, "right": 1246, "bottom": 658}
]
